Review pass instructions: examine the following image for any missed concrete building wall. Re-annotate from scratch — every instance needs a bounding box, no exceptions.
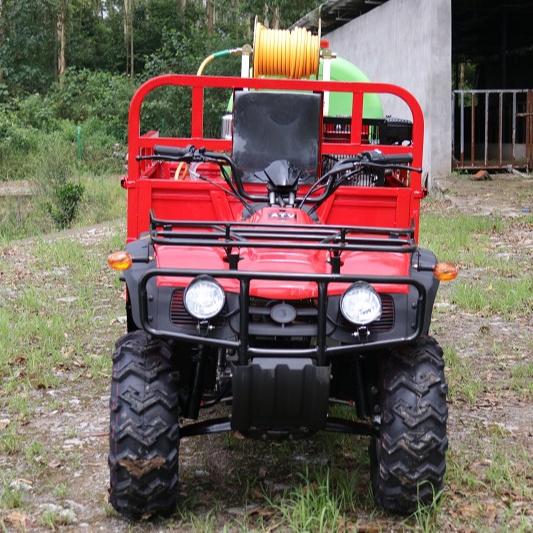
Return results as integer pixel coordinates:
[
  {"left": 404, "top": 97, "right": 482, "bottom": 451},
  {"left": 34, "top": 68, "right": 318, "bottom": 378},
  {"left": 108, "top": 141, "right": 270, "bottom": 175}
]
[{"left": 325, "top": 0, "right": 452, "bottom": 187}]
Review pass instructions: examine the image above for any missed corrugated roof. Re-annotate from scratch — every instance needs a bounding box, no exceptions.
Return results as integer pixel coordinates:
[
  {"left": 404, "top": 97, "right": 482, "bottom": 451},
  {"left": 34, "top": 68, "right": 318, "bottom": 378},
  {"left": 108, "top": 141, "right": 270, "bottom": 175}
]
[
  {"left": 292, "top": 0, "right": 533, "bottom": 60},
  {"left": 290, "top": 0, "right": 387, "bottom": 33}
]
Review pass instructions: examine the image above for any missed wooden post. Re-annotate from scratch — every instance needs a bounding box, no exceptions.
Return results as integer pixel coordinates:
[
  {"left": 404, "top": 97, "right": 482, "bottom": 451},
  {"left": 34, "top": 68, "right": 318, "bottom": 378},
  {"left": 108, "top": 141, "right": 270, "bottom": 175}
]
[{"left": 527, "top": 90, "right": 533, "bottom": 170}]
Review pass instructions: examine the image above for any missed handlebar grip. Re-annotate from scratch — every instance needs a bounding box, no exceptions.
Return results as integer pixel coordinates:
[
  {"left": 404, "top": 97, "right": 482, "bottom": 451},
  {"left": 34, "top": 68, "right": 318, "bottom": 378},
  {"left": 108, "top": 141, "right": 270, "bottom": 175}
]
[
  {"left": 153, "top": 145, "right": 193, "bottom": 157},
  {"left": 382, "top": 153, "right": 413, "bottom": 164},
  {"left": 360, "top": 150, "right": 414, "bottom": 165}
]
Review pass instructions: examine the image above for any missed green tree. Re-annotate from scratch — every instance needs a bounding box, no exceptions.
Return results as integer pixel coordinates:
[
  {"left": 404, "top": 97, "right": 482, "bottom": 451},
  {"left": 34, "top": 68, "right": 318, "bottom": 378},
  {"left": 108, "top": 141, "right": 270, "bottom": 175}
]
[
  {"left": 0, "top": 0, "right": 58, "bottom": 93},
  {"left": 67, "top": 1, "right": 123, "bottom": 73}
]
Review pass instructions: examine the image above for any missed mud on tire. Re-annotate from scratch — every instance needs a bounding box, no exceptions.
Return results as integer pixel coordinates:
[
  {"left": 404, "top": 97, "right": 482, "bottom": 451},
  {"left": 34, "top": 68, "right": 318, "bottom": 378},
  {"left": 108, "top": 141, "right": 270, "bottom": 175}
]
[
  {"left": 371, "top": 336, "right": 448, "bottom": 513},
  {"left": 108, "top": 331, "right": 180, "bottom": 519}
]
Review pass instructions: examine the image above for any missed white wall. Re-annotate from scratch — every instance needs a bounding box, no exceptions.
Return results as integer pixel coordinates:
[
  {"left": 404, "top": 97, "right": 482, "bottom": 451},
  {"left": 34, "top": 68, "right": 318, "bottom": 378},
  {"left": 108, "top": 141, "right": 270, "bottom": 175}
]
[{"left": 325, "top": 0, "right": 452, "bottom": 187}]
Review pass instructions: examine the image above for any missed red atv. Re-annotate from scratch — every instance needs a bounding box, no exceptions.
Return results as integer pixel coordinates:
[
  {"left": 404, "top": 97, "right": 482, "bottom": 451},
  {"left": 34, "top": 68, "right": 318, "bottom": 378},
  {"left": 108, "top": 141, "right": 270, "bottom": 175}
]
[{"left": 108, "top": 73, "right": 455, "bottom": 519}]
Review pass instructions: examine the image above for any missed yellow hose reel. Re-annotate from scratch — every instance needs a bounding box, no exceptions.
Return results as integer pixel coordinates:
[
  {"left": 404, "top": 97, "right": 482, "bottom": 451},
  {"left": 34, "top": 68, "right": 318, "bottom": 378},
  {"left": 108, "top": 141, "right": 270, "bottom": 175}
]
[
  {"left": 196, "top": 21, "right": 322, "bottom": 80},
  {"left": 253, "top": 22, "right": 320, "bottom": 79}
]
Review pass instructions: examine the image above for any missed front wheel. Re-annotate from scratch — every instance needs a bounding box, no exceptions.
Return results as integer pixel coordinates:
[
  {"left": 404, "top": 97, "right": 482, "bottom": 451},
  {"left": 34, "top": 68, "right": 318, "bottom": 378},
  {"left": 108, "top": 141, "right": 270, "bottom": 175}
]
[
  {"left": 108, "top": 331, "right": 180, "bottom": 519},
  {"left": 370, "top": 336, "right": 448, "bottom": 513}
]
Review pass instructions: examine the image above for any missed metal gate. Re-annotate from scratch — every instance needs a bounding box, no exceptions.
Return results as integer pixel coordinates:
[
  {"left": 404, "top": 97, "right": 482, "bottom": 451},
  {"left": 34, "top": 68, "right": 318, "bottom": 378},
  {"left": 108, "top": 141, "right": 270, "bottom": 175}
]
[{"left": 452, "top": 89, "right": 533, "bottom": 171}]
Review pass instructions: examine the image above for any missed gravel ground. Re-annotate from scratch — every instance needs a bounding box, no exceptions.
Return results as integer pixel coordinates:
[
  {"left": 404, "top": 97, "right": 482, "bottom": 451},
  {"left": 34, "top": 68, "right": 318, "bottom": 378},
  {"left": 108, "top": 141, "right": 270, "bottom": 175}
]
[{"left": 1, "top": 173, "right": 532, "bottom": 531}]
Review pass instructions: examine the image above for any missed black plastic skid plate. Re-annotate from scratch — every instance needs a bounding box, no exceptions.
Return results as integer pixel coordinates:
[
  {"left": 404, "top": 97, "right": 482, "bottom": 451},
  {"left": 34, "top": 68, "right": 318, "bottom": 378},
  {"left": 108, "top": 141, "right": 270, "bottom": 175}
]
[{"left": 231, "top": 358, "right": 330, "bottom": 436}]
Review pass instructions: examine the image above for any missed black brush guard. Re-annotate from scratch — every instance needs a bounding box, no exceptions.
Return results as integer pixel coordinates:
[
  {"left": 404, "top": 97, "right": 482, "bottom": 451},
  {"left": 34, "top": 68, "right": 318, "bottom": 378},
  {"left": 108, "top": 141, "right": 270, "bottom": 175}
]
[
  {"left": 139, "top": 268, "right": 426, "bottom": 364},
  {"left": 136, "top": 212, "right": 427, "bottom": 364}
]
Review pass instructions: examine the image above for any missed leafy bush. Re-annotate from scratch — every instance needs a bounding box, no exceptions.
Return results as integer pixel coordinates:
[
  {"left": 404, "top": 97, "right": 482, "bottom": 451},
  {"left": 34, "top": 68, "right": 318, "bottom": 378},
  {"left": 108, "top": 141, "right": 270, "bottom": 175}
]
[
  {"left": 0, "top": 113, "right": 40, "bottom": 154},
  {"left": 16, "top": 93, "right": 58, "bottom": 131},
  {"left": 31, "top": 132, "right": 85, "bottom": 229},
  {"left": 77, "top": 118, "right": 125, "bottom": 174},
  {"left": 0, "top": 94, "right": 125, "bottom": 182},
  {"left": 0, "top": 113, "right": 41, "bottom": 181},
  {"left": 46, "top": 69, "right": 135, "bottom": 140},
  {"left": 46, "top": 181, "right": 85, "bottom": 229}
]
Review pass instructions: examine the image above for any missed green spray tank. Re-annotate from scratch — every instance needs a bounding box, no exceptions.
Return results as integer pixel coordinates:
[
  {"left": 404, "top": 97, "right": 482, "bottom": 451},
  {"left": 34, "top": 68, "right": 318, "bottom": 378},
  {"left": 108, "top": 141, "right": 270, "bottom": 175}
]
[{"left": 220, "top": 53, "right": 384, "bottom": 140}]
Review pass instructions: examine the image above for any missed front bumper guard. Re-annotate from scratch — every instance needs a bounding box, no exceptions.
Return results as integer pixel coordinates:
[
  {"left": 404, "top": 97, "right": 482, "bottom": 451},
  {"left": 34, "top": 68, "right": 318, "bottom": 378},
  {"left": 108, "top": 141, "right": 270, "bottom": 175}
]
[{"left": 138, "top": 268, "right": 427, "bottom": 366}]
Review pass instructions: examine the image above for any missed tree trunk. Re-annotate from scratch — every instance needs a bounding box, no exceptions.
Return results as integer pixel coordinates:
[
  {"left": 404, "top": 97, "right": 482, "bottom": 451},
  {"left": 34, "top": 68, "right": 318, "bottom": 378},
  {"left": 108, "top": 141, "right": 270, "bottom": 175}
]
[
  {"left": 245, "top": 14, "right": 251, "bottom": 41},
  {"left": 273, "top": 6, "right": 280, "bottom": 30},
  {"left": 0, "top": 0, "right": 3, "bottom": 82},
  {"left": 232, "top": 0, "right": 239, "bottom": 38},
  {"left": 130, "top": 12, "right": 134, "bottom": 77},
  {"left": 207, "top": 0, "right": 214, "bottom": 34},
  {"left": 263, "top": 3, "right": 269, "bottom": 28},
  {"left": 58, "top": 0, "right": 67, "bottom": 84},
  {"left": 123, "top": 0, "right": 134, "bottom": 76},
  {"left": 459, "top": 62, "right": 465, "bottom": 90},
  {"left": 178, "top": 0, "right": 186, "bottom": 12},
  {"left": 123, "top": 0, "right": 129, "bottom": 74}
]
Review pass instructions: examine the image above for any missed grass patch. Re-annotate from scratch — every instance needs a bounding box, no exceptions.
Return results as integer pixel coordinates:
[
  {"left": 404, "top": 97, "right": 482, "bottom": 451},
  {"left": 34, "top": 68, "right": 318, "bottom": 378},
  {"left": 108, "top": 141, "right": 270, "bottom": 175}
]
[
  {"left": 419, "top": 212, "right": 507, "bottom": 264},
  {"left": 0, "top": 226, "right": 125, "bottom": 403},
  {"left": 444, "top": 345, "right": 484, "bottom": 404},
  {"left": 265, "top": 468, "right": 345, "bottom": 532},
  {"left": 450, "top": 277, "right": 533, "bottom": 318},
  {"left": 0, "top": 475, "right": 24, "bottom": 510},
  {"left": 76, "top": 175, "right": 126, "bottom": 227},
  {"left": 510, "top": 362, "right": 533, "bottom": 398},
  {"left": 0, "top": 174, "right": 125, "bottom": 242},
  {"left": 38, "top": 507, "right": 76, "bottom": 529},
  {"left": 421, "top": 209, "right": 532, "bottom": 321},
  {"left": 446, "top": 446, "right": 488, "bottom": 493},
  {"left": 0, "top": 423, "right": 22, "bottom": 455},
  {"left": 446, "top": 437, "right": 533, "bottom": 531},
  {"left": 168, "top": 510, "right": 218, "bottom": 532},
  {"left": 406, "top": 487, "right": 445, "bottom": 533},
  {"left": 483, "top": 442, "right": 533, "bottom": 501}
]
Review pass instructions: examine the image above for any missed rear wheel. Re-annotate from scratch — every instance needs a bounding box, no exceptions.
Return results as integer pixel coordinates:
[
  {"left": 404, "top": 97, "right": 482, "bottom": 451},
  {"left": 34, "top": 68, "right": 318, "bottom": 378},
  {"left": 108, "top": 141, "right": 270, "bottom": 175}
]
[
  {"left": 370, "top": 336, "right": 448, "bottom": 513},
  {"left": 108, "top": 331, "right": 180, "bottom": 519}
]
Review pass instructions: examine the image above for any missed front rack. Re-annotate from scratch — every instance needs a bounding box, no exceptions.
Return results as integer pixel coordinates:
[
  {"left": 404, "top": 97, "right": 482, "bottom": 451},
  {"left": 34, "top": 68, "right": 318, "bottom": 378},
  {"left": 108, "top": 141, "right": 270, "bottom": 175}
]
[{"left": 149, "top": 211, "right": 417, "bottom": 260}]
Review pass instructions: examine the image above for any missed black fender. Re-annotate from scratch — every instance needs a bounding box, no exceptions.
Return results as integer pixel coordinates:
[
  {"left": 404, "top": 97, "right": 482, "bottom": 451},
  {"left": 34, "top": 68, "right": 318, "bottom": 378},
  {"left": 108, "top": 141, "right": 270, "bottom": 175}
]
[
  {"left": 122, "top": 236, "right": 154, "bottom": 330},
  {"left": 410, "top": 247, "right": 440, "bottom": 335}
]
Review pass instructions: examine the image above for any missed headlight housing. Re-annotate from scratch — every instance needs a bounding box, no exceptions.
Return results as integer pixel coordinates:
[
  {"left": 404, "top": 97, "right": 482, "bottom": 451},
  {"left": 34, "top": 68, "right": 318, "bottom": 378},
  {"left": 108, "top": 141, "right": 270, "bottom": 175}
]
[
  {"left": 340, "top": 281, "right": 382, "bottom": 325},
  {"left": 184, "top": 276, "right": 225, "bottom": 320}
]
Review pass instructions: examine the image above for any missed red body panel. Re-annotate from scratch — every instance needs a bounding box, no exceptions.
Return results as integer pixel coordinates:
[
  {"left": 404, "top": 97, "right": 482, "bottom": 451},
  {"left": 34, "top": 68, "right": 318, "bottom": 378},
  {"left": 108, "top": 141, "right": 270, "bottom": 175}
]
[
  {"left": 156, "top": 242, "right": 411, "bottom": 297},
  {"left": 124, "top": 74, "right": 424, "bottom": 292}
]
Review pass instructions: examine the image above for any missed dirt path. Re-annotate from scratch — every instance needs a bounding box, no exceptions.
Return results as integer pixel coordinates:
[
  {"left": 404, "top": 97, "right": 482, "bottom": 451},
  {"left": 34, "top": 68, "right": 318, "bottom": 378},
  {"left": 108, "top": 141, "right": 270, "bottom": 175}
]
[{"left": 1, "top": 173, "right": 532, "bottom": 531}]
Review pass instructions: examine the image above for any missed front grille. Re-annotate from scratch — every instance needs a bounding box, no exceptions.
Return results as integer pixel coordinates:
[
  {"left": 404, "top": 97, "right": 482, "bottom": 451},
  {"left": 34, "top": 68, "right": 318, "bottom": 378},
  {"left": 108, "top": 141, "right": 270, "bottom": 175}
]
[
  {"left": 370, "top": 294, "right": 395, "bottom": 332},
  {"left": 248, "top": 297, "right": 318, "bottom": 337},
  {"left": 170, "top": 288, "right": 225, "bottom": 327},
  {"left": 249, "top": 297, "right": 317, "bottom": 323},
  {"left": 171, "top": 289, "right": 394, "bottom": 334}
]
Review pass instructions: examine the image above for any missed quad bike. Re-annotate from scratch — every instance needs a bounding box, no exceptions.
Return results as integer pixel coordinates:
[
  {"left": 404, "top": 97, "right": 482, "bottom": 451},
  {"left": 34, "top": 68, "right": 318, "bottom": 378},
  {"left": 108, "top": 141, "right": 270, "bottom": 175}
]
[{"left": 107, "top": 28, "right": 456, "bottom": 520}]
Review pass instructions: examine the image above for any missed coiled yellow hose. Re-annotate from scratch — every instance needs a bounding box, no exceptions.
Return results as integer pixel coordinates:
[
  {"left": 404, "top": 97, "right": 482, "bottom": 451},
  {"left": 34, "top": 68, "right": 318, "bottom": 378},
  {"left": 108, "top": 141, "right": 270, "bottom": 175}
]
[{"left": 253, "top": 22, "right": 320, "bottom": 79}]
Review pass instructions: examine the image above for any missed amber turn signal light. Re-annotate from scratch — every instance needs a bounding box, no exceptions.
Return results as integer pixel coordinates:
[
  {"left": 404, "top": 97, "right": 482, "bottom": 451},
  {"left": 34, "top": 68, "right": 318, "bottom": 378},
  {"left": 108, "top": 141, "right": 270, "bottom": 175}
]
[
  {"left": 433, "top": 262, "right": 458, "bottom": 281},
  {"left": 108, "top": 251, "right": 133, "bottom": 271}
]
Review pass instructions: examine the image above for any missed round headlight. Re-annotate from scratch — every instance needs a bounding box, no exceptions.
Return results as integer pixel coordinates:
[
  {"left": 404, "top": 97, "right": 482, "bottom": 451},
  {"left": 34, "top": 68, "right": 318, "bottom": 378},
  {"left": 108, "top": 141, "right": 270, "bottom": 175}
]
[
  {"left": 184, "top": 276, "right": 225, "bottom": 320},
  {"left": 340, "top": 282, "right": 382, "bottom": 325}
]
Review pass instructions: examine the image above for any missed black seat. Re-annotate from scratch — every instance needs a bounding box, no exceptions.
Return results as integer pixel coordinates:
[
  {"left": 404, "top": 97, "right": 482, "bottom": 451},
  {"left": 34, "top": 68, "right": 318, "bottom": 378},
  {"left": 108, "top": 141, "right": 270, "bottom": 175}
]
[{"left": 232, "top": 90, "right": 322, "bottom": 182}]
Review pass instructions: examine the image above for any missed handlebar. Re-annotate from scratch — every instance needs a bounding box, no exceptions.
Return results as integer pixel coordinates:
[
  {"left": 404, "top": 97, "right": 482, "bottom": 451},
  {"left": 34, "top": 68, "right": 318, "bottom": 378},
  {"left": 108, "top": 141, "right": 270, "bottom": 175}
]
[
  {"left": 137, "top": 146, "right": 421, "bottom": 208},
  {"left": 146, "top": 147, "right": 416, "bottom": 172},
  {"left": 359, "top": 151, "right": 413, "bottom": 165},
  {"left": 153, "top": 145, "right": 194, "bottom": 158}
]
